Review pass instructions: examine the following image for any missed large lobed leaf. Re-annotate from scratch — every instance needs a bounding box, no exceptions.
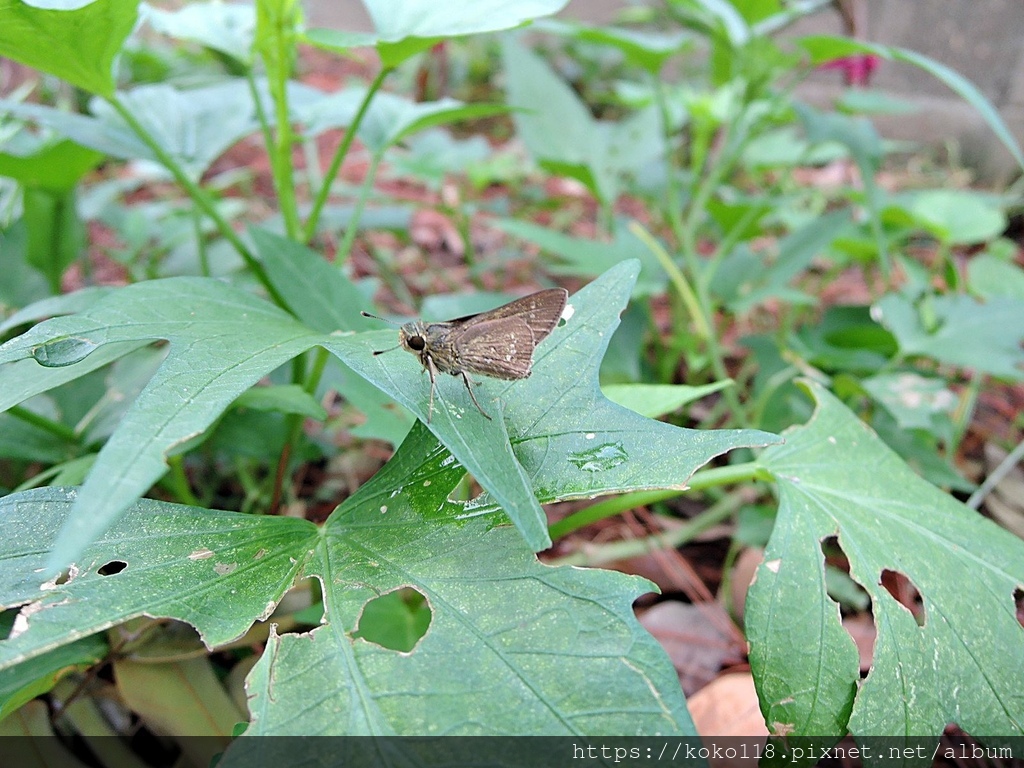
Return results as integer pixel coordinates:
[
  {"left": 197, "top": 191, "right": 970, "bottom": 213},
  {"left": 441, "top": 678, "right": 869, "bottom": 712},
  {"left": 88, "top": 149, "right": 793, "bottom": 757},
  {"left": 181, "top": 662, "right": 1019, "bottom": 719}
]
[
  {"left": 323, "top": 259, "right": 778, "bottom": 549},
  {"left": 0, "top": 278, "right": 325, "bottom": 570},
  {"left": 0, "top": 426, "right": 695, "bottom": 738},
  {"left": 747, "top": 381, "right": 1024, "bottom": 762},
  {"left": 0, "top": 0, "right": 139, "bottom": 97},
  {"left": 0, "top": 260, "right": 772, "bottom": 569}
]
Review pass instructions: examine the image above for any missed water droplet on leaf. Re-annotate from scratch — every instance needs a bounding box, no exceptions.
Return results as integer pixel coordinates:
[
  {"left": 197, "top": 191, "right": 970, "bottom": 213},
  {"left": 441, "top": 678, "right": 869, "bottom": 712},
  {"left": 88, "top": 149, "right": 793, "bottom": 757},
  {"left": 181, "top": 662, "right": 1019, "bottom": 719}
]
[{"left": 568, "top": 442, "right": 629, "bottom": 472}]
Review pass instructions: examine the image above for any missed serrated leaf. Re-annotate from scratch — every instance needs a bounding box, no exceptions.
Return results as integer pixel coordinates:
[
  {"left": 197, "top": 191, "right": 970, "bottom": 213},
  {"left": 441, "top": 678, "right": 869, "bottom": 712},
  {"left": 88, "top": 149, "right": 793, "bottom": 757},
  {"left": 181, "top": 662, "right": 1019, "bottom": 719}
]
[
  {"left": 748, "top": 381, "right": 1024, "bottom": 757},
  {"left": 0, "top": 0, "right": 139, "bottom": 96}
]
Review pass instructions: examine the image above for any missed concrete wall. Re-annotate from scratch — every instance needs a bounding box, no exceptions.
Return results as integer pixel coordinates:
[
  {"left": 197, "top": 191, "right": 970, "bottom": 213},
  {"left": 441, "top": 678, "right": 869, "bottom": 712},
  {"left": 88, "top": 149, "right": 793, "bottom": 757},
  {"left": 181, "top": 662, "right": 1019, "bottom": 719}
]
[{"left": 306, "top": 0, "right": 1024, "bottom": 180}]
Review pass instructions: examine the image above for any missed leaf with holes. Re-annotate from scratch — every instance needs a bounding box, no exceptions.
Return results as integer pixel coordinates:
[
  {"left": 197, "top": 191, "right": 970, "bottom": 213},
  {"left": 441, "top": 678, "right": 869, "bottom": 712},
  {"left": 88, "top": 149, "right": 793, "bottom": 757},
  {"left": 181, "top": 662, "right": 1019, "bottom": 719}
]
[
  {"left": 0, "top": 424, "right": 694, "bottom": 737},
  {"left": 228, "top": 421, "right": 694, "bottom": 741},
  {"left": 747, "top": 381, "right": 1024, "bottom": 762},
  {"left": 0, "top": 260, "right": 773, "bottom": 573}
]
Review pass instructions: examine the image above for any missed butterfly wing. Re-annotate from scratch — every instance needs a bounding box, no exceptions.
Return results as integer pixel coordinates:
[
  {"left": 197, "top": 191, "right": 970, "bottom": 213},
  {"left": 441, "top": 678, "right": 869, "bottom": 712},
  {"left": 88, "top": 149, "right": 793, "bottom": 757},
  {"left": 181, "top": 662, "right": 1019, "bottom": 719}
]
[
  {"left": 452, "top": 289, "right": 568, "bottom": 380},
  {"left": 454, "top": 315, "right": 537, "bottom": 379},
  {"left": 475, "top": 288, "right": 567, "bottom": 337}
]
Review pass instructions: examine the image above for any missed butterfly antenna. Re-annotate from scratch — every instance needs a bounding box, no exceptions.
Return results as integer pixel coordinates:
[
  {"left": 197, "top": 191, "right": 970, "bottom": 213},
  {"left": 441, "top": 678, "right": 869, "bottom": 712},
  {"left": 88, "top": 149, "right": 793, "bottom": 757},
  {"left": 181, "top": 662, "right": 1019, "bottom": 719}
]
[
  {"left": 361, "top": 310, "right": 401, "bottom": 327},
  {"left": 372, "top": 344, "right": 402, "bottom": 356}
]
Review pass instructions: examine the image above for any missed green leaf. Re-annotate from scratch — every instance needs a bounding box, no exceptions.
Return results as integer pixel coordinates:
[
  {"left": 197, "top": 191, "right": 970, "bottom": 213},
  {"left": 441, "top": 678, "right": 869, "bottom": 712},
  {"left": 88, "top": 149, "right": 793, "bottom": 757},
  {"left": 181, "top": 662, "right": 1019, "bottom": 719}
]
[
  {"left": 603, "top": 381, "right": 732, "bottom": 419},
  {"left": 798, "top": 35, "right": 1024, "bottom": 170},
  {"left": 0, "top": 0, "right": 139, "bottom": 96},
  {"left": 0, "top": 279, "right": 324, "bottom": 570},
  {"left": 861, "top": 372, "right": 957, "bottom": 432},
  {"left": 0, "top": 80, "right": 260, "bottom": 179},
  {"left": 873, "top": 292, "right": 1024, "bottom": 380},
  {"left": 22, "top": 186, "right": 86, "bottom": 293},
  {"left": 668, "top": 0, "right": 751, "bottom": 47},
  {"left": 538, "top": 19, "right": 692, "bottom": 73},
  {"left": 323, "top": 260, "right": 778, "bottom": 550},
  {"left": 250, "top": 227, "right": 369, "bottom": 333},
  {"left": 0, "top": 634, "right": 106, "bottom": 721},
  {"left": 304, "top": 0, "right": 569, "bottom": 67},
  {"left": 0, "top": 134, "right": 104, "bottom": 192},
  {"left": 749, "top": 381, "right": 1024, "bottom": 754},
  {"left": 501, "top": 38, "right": 665, "bottom": 204},
  {"left": 231, "top": 421, "right": 694, "bottom": 738},
  {"left": 233, "top": 384, "right": 326, "bottom": 421},
  {"left": 493, "top": 218, "right": 668, "bottom": 296},
  {"left": 0, "top": 488, "right": 318, "bottom": 670},
  {"left": 968, "top": 248, "right": 1024, "bottom": 300},
  {"left": 0, "top": 437, "right": 691, "bottom": 738},
  {"left": 903, "top": 189, "right": 1007, "bottom": 245},
  {"left": 356, "top": 92, "right": 511, "bottom": 156},
  {"left": 143, "top": 0, "right": 256, "bottom": 62}
]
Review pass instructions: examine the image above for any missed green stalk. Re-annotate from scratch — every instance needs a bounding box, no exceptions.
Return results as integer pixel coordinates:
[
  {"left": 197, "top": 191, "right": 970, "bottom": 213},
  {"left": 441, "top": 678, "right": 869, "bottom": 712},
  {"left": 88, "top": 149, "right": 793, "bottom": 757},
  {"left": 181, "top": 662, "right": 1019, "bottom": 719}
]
[
  {"left": 550, "top": 490, "right": 748, "bottom": 567},
  {"left": 8, "top": 404, "right": 79, "bottom": 443},
  {"left": 651, "top": 76, "right": 744, "bottom": 420},
  {"left": 105, "top": 97, "right": 286, "bottom": 309},
  {"left": 261, "top": 6, "right": 301, "bottom": 239},
  {"left": 167, "top": 455, "right": 199, "bottom": 506},
  {"left": 302, "top": 67, "right": 392, "bottom": 244},
  {"left": 549, "top": 461, "right": 764, "bottom": 540},
  {"left": 270, "top": 347, "right": 331, "bottom": 513},
  {"left": 335, "top": 152, "right": 383, "bottom": 262}
]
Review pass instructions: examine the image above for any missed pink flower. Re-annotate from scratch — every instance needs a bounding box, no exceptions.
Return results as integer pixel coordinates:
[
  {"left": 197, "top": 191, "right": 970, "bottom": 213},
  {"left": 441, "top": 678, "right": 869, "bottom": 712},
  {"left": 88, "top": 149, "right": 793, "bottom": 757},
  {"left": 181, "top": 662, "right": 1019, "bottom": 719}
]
[{"left": 820, "top": 54, "right": 881, "bottom": 87}]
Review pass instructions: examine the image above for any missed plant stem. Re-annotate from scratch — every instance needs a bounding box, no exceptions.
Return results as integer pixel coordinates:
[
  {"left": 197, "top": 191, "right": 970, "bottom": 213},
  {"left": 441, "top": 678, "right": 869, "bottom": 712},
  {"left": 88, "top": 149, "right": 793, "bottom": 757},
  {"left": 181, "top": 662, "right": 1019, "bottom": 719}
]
[
  {"left": 966, "top": 435, "right": 1024, "bottom": 511},
  {"left": 335, "top": 152, "right": 383, "bottom": 261},
  {"left": 105, "top": 97, "right": 287, "bottom": 309},
  {"left": 651, "top": 77, "right": 744, "bottom": 421},
  {"left": 270, "top": 347, "right": 331, "bottom": 513},
  {"left": 8, "top": 405, "right": 79, "bottom": 443},
  {"left": 167, "top": 455, "right": 199, "bottom": 506},
  {"left": 302, "top": 68, "right": 392, "bottom": 244},
  {"left": 550, "top": 490, "right": 748, "bottom": 567},
  {"left": 262, "top": 8, "right": 301, "bottom": 240},
  {"left": 549, "top": 461, "right": 763, "bottom": 540}
]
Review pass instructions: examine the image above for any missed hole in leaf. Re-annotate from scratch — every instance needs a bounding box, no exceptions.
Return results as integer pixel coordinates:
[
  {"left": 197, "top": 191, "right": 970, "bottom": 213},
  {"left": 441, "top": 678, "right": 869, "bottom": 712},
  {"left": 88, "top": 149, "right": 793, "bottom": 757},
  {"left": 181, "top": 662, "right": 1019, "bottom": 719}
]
[
  {"left": 1014, "top": 587, "right": 1023, "bottom": 629},
  {"left": 273, "top": 577, "right": 323, "bottom": 632},
  {"left": 53, "top": 569, "right": 73, "bottom": 586},
  {"left": 353, "top": 587, "right": 431, "bottom": 652},
  {"left": 820, "top": 536, "right": 869, "bottom": 612},
  {"left": 821, "top": 536, "right": 874, "bottom": 674},
  {"left": 880, "top": 568, "right": 925, "bottom": 626},
  {"left": 0, "top": 607, "right": 20, "bottom": 640},
  {"left": 97, "top": 560, "right": 127, "bottom": 576}
]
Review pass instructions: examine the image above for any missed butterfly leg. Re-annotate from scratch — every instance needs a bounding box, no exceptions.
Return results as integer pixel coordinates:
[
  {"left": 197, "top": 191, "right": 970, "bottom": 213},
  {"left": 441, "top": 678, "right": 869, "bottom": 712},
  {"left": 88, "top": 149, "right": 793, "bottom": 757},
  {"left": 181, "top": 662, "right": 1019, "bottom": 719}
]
[
  {"left": 460, "top": 371, "right": 493, "bottom": 420},
  {"left": 424, "top": 353, "right": 438, "bottom": 423}
]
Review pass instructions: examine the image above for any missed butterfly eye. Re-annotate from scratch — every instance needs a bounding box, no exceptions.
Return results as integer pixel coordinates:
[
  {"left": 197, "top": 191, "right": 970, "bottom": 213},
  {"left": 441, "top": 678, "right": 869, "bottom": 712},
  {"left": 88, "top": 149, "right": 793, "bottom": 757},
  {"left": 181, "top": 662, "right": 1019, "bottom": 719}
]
[{"left": 407, "top": 335, "right": 426, "bottom": 351}]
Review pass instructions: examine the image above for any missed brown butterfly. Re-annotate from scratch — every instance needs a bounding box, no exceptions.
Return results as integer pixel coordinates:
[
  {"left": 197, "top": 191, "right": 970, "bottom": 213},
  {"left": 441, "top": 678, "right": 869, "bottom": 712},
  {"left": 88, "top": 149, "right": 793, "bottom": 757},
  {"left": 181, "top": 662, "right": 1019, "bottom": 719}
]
[{"left": 363, "top": 288, "right": 568, "bottom": 422}]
